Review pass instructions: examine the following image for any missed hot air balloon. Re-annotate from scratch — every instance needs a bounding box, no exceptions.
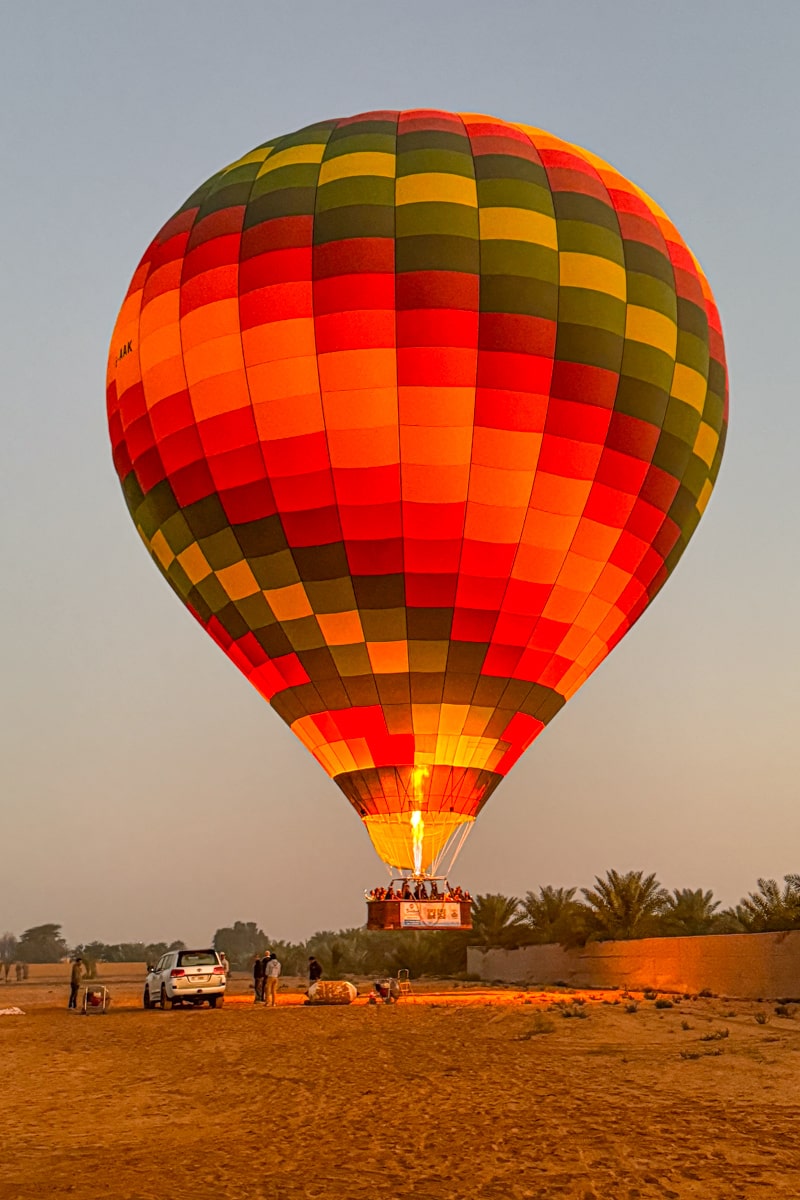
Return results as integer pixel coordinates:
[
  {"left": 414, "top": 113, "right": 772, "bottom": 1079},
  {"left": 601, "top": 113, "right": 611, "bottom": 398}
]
[{"left": 107, "top": 110, "right": 728, "bottom": 907}]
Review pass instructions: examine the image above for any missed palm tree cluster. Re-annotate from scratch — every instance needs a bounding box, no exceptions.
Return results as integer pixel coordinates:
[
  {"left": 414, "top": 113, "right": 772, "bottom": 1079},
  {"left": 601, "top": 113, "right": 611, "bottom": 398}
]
[{"left": 468, "top": 872, "right": 800, "bottom": 951}]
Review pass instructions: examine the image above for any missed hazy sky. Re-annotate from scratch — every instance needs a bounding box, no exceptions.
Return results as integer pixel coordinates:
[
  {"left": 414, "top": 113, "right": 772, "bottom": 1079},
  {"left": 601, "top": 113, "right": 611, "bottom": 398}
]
[{"left": 2, "top": 1, "right": 798, "bottom": 947}]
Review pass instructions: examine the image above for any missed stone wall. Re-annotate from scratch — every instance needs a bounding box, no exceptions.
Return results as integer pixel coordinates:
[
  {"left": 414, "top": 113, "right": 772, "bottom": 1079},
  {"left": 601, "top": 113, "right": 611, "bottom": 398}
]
[{"left": 468, "top": 931, "right": 800, "bottom": 999}]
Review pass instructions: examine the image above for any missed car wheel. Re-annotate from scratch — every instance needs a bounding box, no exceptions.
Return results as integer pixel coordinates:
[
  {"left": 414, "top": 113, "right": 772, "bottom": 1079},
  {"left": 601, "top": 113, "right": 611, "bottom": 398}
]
[
  {"left": 210, "top": 995, "right": 224, "bottom": 1008},
  {"left": 143, "top": 987, "right": 153, "bottom": 1010},
  {"left": 160, "top": 984, "right": 170, "bottom": 1010}
]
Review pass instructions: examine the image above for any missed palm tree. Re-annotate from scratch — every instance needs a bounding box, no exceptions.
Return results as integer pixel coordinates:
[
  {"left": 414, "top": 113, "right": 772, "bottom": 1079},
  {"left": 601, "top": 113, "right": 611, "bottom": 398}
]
[
  {"left": 581, "top": 869, "right": 668, "bottom": 941},
  {"left": 659, "top": 888, "right": 721, "bottom": 936},
  {"left": 734, "top": 877, "right": 800, "bottom": 932},
  {"left": 520, "top": 886, "right": 588, "bottom": 945},
  {"left": 470, "top": 893, "right": 526, "bottom": 949}
]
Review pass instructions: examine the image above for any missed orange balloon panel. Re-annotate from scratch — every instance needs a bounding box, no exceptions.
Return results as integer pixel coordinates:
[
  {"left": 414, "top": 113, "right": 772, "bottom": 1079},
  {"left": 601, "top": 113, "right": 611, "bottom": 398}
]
[{"left": 107, "top": 110, "right": 728, "bottom": 869}]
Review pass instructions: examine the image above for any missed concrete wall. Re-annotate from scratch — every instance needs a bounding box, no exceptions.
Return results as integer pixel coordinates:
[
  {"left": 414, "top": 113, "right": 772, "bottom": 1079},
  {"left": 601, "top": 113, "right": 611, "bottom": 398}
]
[{"left": 468, "top": 931, "right": 800, "bottom": 1000}]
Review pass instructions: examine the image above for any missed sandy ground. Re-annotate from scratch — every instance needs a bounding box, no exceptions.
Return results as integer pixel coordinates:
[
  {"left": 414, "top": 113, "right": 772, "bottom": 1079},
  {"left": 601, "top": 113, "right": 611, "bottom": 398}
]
[{"left": 2, "top": 976, "right": 800, "bottom": 1200}]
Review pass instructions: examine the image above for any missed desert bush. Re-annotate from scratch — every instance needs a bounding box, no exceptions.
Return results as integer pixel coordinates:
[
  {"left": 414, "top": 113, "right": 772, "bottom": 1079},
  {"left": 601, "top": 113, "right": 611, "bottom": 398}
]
[
  {"left": 655, "top": 998, "right": 674, "bottom": 1009},
  {"left": 700, "top": 1028, "right": 729, "bottom": 1041},
  {"left": 754, "top": 1012, "right": 769, "bottom": 1025},
  {"left": 625, "top": 1003, "right": 638, "bottom": 1014},
  {"left": 517, "top": 1012, "right": 556, "bottom": 1038}
]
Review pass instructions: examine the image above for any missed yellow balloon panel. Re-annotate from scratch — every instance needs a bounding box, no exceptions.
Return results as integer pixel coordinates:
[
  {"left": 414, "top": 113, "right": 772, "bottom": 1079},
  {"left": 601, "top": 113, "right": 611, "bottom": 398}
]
[{"left": 363, "top": 811, "right": 473, "bottom": 873}]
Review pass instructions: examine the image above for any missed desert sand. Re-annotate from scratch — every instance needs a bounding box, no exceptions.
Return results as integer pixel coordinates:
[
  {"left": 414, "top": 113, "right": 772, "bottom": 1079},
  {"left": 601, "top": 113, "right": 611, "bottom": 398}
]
[{"left": 2, "top": 975, "right": 800, "bottom": 1200}]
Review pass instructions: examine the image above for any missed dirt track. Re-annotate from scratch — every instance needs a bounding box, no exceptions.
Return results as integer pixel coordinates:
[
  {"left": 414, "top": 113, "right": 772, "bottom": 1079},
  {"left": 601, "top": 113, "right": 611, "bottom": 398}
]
[{"left": 3, "top": 980, "right": 800, "bottom": 1200}]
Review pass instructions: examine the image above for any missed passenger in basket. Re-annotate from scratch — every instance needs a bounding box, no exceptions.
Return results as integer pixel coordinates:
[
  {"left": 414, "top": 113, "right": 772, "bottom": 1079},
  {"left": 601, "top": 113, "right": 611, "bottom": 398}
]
[
  {"left": 253, "top": 952, "right": 266, "bottom": 1004},
  {"left": 265, "top": 951, "right": 281, "bottom": 1006}
]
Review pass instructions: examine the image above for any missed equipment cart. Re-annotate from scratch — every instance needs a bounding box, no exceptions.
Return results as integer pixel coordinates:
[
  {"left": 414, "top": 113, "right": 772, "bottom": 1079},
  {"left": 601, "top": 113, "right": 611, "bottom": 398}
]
[{"left": 81, "top": 985, "right": 110, "bottom": 1014}]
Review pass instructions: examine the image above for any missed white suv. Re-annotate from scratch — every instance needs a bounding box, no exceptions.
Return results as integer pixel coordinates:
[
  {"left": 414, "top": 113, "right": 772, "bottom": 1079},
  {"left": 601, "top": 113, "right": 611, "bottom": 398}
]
[{"left": 143, "top": 949, "right": 226, "bottom": 1009}]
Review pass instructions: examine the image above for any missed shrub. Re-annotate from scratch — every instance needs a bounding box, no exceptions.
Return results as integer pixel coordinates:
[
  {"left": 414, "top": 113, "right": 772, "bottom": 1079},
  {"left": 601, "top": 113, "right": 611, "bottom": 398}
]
[
  {"left": 517, "top": 1012, "right": 556, "bottom": 1037},
  {"left": 655, "top": 999, "right": 674, "bottom": 1009},
  {"left": 681, "top": 1019, "right": 692, "bottom": 1030},
  {"left": 754, "top": 1012, "right": 769, "bottom": 1025},
  {"left": 625, "top": 1003, "right": 638, "bottom": 1014},
  {"left": 700, "top": 1028, "right": 729, "bottom": 1041}
]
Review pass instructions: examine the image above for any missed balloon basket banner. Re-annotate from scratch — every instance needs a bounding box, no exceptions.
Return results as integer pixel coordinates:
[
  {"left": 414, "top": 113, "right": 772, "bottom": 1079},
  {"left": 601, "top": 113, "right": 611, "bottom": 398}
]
[{"left": 366, "top": 899, "right": 472, "bottom": 931}]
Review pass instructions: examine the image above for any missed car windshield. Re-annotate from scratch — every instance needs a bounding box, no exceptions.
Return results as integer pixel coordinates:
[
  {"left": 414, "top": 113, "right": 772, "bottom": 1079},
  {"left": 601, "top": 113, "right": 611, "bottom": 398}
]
[{"left": 177, "top": 951, "right": 218, "bottom": 968}]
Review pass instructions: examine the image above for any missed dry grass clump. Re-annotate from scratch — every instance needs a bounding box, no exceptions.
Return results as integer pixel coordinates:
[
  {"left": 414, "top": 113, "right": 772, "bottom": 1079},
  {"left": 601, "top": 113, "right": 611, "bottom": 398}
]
[{"left": 515, "top": 1012, "right": 556, "bottom": 1039}]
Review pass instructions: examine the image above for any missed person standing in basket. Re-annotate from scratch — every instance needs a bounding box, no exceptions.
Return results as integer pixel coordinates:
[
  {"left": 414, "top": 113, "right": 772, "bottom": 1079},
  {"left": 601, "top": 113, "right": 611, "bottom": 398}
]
[
  {"left": 265, "top": 951, "right": 281, "bottom": 1006},
  {"left": 68, "top": 956, "right": 83, "bottom": 1009}
]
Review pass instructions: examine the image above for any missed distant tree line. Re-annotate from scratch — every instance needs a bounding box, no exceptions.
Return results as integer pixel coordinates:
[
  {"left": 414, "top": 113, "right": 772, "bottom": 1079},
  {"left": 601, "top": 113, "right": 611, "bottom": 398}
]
[
  {"left": 3, "top": 872, "right": 800, "bottom": 982},
  {"left": 0, "top": 925, "right": 186, "bottom": 979}
]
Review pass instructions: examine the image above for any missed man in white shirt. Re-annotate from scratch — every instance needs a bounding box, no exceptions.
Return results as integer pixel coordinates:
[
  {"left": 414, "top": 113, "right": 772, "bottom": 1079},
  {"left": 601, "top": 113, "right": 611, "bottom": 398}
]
[{"left": 265, "top": 951, "right": 281, "bottom": 1006}]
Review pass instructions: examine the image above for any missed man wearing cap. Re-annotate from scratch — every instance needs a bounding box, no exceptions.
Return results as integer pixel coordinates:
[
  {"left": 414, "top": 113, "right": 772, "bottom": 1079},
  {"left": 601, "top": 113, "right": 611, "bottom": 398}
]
[
  {"left": 265, "top": 950, "right": 281, "bottom": 1006},
  {"left": 68, "top": 957, "right": 83, "bottom": 1009}
]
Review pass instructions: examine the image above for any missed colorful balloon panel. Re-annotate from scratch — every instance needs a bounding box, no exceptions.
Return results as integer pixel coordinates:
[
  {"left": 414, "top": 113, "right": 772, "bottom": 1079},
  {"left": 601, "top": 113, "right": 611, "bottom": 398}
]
[{"left": 107, "top": 110, "right": 727, "bottom": 871}]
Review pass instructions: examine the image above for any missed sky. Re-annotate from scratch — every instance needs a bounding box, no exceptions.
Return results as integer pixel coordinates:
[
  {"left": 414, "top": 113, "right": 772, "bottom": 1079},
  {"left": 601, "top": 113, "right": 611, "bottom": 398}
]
[{"left": 1, "top": 1, "right": 798, "bottom": 948}]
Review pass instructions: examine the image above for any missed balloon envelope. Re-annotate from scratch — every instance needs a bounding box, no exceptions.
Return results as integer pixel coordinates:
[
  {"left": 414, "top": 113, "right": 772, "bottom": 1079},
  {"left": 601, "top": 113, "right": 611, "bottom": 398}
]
[{"left": 107, "top": 110, "right": 728, "bottom": 871}]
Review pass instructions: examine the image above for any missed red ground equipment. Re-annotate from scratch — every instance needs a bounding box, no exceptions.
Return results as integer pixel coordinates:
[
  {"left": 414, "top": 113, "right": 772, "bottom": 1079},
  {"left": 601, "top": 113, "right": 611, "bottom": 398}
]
[{"left": 81, "top": 985, "right": 110, "bottom": 1014}]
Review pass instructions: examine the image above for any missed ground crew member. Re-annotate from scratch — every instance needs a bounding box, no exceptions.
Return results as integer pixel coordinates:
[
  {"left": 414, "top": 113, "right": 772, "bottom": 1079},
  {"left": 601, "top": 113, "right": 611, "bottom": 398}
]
[
  {"left": 253, "top": 953, "right": 265, "bottom": 1003},
  {"left": 69, "top": 957, "right": 83, "bottom": 1009},
  {"left": 265, "top": 951, "right": 281, "bottom": 1006}
]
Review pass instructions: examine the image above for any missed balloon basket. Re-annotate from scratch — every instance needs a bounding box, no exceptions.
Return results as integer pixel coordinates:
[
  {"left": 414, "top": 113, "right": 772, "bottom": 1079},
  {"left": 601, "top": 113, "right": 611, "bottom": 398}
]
[{"left": 366, "top": 898, "right": 472, "bottom": 932}]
